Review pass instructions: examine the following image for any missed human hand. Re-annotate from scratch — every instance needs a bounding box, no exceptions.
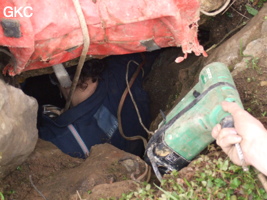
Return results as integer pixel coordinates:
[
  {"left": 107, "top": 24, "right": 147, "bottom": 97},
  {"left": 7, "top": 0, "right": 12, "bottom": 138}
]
[{"left": 212, "top": 102, "right": 267, "bottom": 175}]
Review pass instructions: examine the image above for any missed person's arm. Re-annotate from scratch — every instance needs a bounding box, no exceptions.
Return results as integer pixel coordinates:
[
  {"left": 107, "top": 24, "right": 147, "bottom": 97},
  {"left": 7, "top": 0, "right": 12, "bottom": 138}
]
[{"left": 212, "top": 101, "right": 267, "bottom": 176}]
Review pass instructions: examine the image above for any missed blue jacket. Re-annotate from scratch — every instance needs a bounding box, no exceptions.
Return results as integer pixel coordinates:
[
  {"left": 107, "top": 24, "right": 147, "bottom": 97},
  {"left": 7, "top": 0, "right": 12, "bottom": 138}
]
[{"left": 39, "top": 52, "right": 159, "bottom": 158}]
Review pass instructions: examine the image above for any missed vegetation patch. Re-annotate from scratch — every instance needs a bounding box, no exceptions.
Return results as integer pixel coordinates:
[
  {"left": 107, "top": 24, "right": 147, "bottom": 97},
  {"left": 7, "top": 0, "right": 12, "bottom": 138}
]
[{"left": 108, "top": 146, "right": 267, "bottom": 200}]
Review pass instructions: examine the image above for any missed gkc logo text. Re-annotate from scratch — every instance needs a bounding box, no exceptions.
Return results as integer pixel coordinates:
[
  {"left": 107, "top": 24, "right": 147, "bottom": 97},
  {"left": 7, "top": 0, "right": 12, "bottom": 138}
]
[{"left": 3, "top": 6, "right": 33, "bottom": 18}]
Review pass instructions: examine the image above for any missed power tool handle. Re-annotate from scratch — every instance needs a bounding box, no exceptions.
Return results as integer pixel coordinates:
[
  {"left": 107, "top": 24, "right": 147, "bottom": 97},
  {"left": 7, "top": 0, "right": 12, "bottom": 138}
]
[
  {"left": 220, "top": 115, "right": 249, "bottom": 171},
  {"left": 220, "top": 115, "right": 234, "bottom": 128}
]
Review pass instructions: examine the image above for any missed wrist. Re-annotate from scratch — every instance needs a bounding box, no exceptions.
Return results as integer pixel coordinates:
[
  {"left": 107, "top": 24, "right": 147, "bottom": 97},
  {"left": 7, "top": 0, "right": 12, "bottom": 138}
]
[{"left": 245, "top": 129, "right": 267, "bottom": 176}]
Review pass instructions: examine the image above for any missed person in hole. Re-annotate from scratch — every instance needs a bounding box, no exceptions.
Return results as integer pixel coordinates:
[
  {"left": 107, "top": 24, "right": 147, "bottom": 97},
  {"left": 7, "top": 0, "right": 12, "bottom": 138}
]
[{"left": 38, "top": 51, "right": 160, "bottom": 158}]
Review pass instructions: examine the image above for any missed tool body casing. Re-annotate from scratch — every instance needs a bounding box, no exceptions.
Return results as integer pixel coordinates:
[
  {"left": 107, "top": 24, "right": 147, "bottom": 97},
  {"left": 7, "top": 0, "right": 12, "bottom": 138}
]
[{"left": 145, "top": 62, "right": 243, "bottom": 175}]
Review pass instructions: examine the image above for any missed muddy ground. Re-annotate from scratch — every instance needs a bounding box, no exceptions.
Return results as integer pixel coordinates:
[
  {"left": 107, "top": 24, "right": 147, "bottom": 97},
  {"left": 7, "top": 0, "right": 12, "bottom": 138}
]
[
  {"left": 235, "top": 60, "right": 267, "bottom": 125},
  {"left": 1, "top": 1, "right": 267, "bottom": 200}
]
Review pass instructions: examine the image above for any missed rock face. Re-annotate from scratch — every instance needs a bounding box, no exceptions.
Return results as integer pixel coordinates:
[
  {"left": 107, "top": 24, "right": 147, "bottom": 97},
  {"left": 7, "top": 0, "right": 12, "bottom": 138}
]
[
  {"left": 203, "top": 4, "right": 267, "bottom": 121},
  {"left": 204, "top": 4, "right": 267, "bottom": 74},
  {"left": 0, "top": 80, "right": 38, "bottom": 179},
  {"left": 199, "top": 0, "right": 227, "bottom": 13}
]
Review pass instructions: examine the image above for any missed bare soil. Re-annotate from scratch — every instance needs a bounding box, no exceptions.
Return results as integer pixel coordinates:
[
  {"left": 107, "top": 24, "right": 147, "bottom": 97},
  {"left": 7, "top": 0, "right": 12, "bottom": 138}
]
[
  {"left": 0, "top": 141, "right": 146, "bottom": 200},
  {"left": 234, "top": 58, "right": 267, "bottom": 126},
  {"left": 1, "top": 140, "right": 84, "bottom": 200}
]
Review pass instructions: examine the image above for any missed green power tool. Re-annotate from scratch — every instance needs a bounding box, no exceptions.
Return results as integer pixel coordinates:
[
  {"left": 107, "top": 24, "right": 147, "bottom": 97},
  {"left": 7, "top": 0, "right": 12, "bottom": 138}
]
[{"left": 145, "top": 62, "right": 243, "bottom": 180}]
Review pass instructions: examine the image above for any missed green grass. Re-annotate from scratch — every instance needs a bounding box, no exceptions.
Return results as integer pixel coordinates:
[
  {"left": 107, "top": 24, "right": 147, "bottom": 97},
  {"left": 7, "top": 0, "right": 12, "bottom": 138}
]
[{"left": 107, "top": 146, "right": 267, "bottom": 200}]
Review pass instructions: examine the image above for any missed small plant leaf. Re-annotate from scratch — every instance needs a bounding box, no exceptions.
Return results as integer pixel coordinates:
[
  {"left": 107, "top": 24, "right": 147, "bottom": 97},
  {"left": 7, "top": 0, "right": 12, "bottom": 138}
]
[
  {"left": 154, "top": 184, "right": 177, "bottom": 200},
  {"left": 230, "top": 177, "right": 241, "bottom": 189},
  {"left": 0, "top": 192, "right": 4, "bottom": 200},
  {"left": 217, "top": 192, "right": 225, "bottom": 199},
  {"left": 220, "top": 159, "right": 229, "bottom": 171},
  {"left": 145, "top": 184, "right": 151, "bottom": 191},
  {"left": 214, "top": 178, "right": 226, "bottom": 187},
  {"left": 245, "top": 5, "right": 259, "bottom": 16}
]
